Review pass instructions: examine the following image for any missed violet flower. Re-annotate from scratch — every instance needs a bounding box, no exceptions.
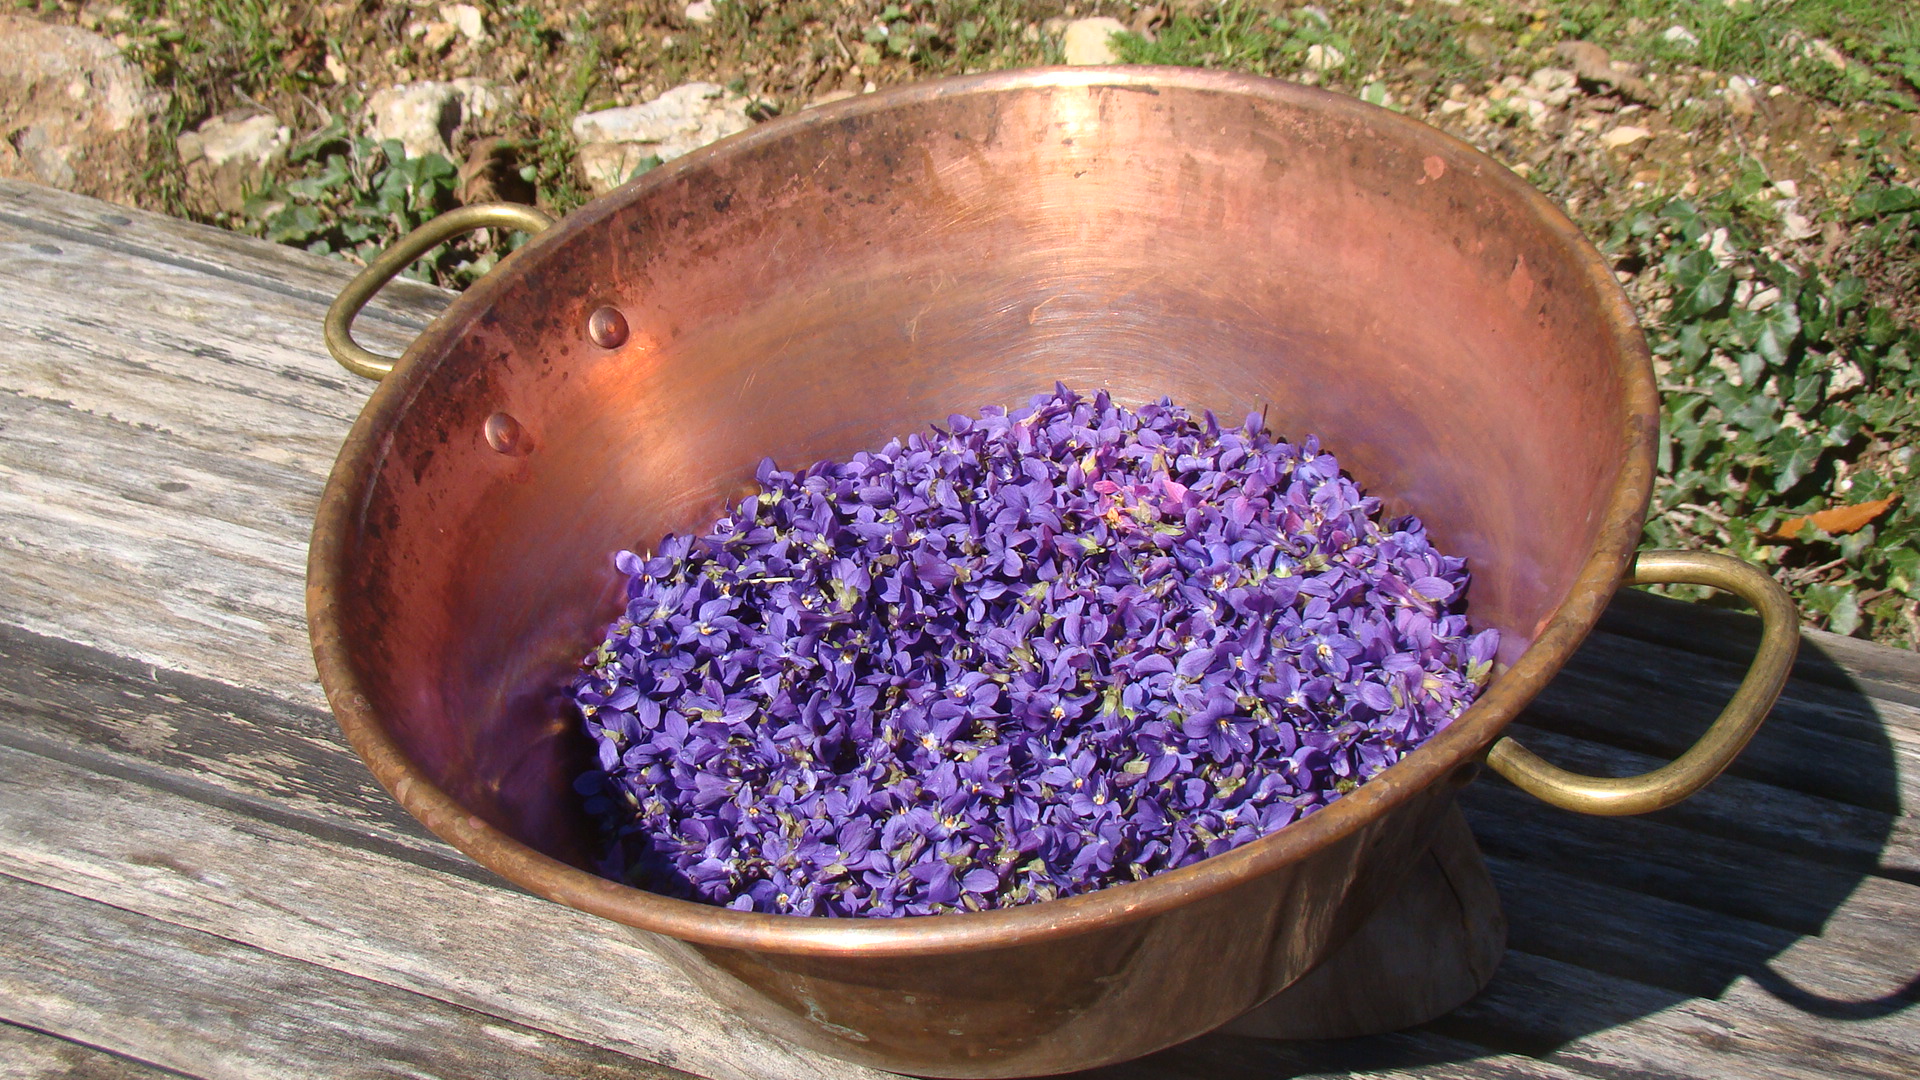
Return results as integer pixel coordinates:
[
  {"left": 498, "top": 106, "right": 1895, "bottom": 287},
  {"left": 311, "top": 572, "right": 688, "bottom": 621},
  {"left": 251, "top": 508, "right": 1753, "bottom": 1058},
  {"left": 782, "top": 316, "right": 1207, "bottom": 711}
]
[{"left": 572, "top": 385, "right": 1498, "bottom": 917}]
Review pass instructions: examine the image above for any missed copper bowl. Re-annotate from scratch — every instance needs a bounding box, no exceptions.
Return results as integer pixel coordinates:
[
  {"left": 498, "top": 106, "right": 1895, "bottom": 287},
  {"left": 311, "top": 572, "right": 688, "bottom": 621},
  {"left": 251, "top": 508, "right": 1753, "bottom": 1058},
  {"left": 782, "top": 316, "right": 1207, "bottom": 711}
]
[{"left": 309, "top": 67, "right": 1796, "bottom": 1077}]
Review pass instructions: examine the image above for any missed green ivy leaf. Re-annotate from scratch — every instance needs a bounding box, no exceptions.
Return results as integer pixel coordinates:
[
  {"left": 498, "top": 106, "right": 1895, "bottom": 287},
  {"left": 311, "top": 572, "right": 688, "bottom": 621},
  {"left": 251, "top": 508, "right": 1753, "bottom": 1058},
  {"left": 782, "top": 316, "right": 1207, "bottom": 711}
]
[
  {"left": 1770, "top": 437, "right": 1819, "bottom": 493},
  {"left": 1675, "top": 260, "right": 1731, "bottom": 319},
  {"left": 284, "top": 155, "right": 350, "bottom": 200},
  {"left": 264, "top": 204, "right": 323, "bottom": 244},
  {"left": 1838, "top": 526, "right": 1879, "bottom": 562},
  {"left": 1718, "top": 384, "right": 1781, "bottom": 438},
  {"left": 1866, "top": 307, "right": 1899, "bottom": 347},
  {"left": 289, "top": 117, "right": 348, "bottom": 164},
  {"left": 1817, "top": 404, "right": 1862, "bottom": 446},
  {"left": 1789, "top": 371, "right": 1825, "bottom": 413},
  {"left": 1661, "top": 198, "right": 1706, "bottom": 242},
  {"left": 1675, "top": 321, "right": 1709, "bottom": 365},
  {"left": 1849, "top": 184, "right": 1920, "bottom": 220},
  {"left": 1753, "top": 304, "right": 1801, "bottom": 368},
  {"left": 1829, "top": 274, "right": 1867, "bottom": 314},
  {"left": 1829, "top": 590, "right": 1863, "bottom": 635},
  {"left": 1889, "top": 547, "right": 1920, "bottom": 596}
]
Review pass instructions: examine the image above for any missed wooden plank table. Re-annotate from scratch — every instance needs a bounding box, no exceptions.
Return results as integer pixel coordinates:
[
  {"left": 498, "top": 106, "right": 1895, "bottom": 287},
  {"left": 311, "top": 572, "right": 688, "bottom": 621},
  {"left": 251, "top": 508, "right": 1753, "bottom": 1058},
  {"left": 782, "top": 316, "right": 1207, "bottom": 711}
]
[{"left": 1, "top": 176, "right": 1915, "bottom": 1079}]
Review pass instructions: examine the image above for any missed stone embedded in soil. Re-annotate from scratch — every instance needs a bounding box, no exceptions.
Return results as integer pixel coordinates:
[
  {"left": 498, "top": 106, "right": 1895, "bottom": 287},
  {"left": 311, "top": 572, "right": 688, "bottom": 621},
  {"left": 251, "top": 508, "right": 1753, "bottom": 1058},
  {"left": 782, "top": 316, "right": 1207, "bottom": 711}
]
[
  {"left": 451, "top": 78, "right": 513, "bottom": 125},
  {"left": 366, "top": 82, "right": 461, "bottom": 160},
  {"left": 570, "top": 82, "right": 753, "bottom": 195},
  {"left": 364, "top": 79, "right": 508, "bottom": 161},
  {"left": 684, "top": 0, "right": 717, "bottom": 24},
  {"left": 176, "top": 111, "right": 290, "bottom": 215},
  {"left": 805, "top": 89, "right": 859, "bottom": 110},
  {"left": 1556, "top": 40, "right": 1658, "bottom": 105},
  {"left": 1061, "top": 17, "right": 1128, "bottom": 66},
  {"left": 443, "top": 3, "right": 486, "bottom": 45},
  {"left": 0, "top": 14, "right": 166, "bottom": 202},
  {"left": 1663, "top": 25, "right": 1701, "bottom": 51},
  {"left": 1305, "top": 43, "right": 1347, "bottom": 73},
  {"left": 1801, "top": 37, "right": 1850, "bottom": 71},
  {"left": 1599, "top": 125, "right": 1653, "bottom": 150},
  {"left": 1524, "top": 68, "right": 1579, "bottom": 108},
  {"left": 1725, "top": 75, "right": 1760, "bottom": 118}
]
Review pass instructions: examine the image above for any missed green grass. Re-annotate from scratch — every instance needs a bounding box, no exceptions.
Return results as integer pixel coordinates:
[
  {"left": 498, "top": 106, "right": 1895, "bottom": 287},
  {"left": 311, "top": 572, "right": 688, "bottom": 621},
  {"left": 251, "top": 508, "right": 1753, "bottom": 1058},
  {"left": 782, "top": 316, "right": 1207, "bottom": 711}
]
[
  {"left": 1111, "top": 0, "right": 1915, "bottom": 111},
  {"left": 1548, "top": 0, "right": 1919, "bottom": 110},
  {"left": 1113, "top": 0, "right": 1490, "bottom": 103}
]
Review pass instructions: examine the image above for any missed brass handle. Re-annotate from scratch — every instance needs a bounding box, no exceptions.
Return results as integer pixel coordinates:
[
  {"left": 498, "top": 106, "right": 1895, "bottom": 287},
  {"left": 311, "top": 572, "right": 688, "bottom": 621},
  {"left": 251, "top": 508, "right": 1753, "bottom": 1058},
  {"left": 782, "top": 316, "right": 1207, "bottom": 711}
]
[
  {"left": 1486, "top": 550, "right": 1798, "bottom": 816},
  {"left": 323, "top": 203, "right": 557, "bottom": 381}
]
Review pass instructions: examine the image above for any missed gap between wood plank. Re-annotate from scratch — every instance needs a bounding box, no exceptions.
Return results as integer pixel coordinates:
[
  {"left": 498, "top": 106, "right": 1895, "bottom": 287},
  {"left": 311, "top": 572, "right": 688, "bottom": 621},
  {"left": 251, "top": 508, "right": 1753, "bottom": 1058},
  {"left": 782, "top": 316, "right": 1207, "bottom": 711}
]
[
  {"left": 0, "top": 1018, "right": 201, "bottom": 1080},
  {"left": 1600, "top": 590, "right": 1920, "bottom": 710},
  {"left": 6, "top": 726, "right": 1911, "bottom": 1080},
  {"left": 0, "top": 869, "right": 702, "bottom": 1080},
  {"left": 1490, "top": 723, "right": 1919, "bottom": 884},
  {"left": 8, "top": 612, "right": 1914, "bottom": 1026},
  {"left": 0, "top": 738, "right": 1565, "bottom": 1080},
  {"left": 8, "top": 615, "right": 1910, "bottom": 931}
]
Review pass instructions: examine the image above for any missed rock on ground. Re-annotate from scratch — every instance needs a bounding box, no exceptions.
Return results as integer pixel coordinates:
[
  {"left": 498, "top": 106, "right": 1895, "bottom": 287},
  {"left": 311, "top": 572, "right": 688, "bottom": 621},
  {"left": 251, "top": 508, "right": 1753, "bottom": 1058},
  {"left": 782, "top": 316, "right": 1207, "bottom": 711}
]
[
  {"left": 1305, "top": 43, "right": 1347, "bottom": 73},
  {"left": 176, "top": 111, "right": 290, "bottom": 215},
  {"left": 1599, "top": 125, "right": 1652, "bottom": 150},
  {"left": 1725, "top": 75, "right": 1760, "bottom": 118},
  {"left": 570, "top": 82, "right": 753, "bottom": 194},
  {"left": 0, "top": 14, "right": 165, "bottom": 202},
  {"left": 364, "top": 79, "right": 510, "bottom": 161},
  {"left": 1061, "top": 17, "right": 1128, "bottom": 66},
  {"left": 443, "top": 3, "right": 486, "bottom": 45},
  {"left": 1555, "top": 40, "right": 1658, "bottom": 105}
]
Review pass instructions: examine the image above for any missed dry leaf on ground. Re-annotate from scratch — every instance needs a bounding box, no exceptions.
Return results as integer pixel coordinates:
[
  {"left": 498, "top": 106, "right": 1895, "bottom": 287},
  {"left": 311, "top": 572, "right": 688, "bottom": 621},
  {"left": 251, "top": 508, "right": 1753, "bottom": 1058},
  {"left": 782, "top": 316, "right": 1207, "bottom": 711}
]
[{"left": 1767, "top": 493, "right": 1902, "bottom": 540}]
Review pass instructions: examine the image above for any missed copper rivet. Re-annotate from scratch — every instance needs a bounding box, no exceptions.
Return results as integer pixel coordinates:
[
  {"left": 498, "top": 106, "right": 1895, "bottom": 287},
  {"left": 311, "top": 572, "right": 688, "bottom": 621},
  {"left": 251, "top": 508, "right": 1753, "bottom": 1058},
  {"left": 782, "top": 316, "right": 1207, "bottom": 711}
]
[
  {"left": 587, "top": 305, "right": 629, "bottom": 349},
  {"left": 483, "top": 412, "right": 527, "bottom": 455}
]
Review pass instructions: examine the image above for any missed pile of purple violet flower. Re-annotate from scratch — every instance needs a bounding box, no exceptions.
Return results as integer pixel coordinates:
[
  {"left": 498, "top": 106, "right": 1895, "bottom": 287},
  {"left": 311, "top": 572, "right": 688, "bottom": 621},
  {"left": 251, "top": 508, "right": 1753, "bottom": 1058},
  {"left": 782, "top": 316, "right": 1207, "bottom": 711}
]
[{"left": 571, "top": 385, "right": 1497, "bottom": 917}]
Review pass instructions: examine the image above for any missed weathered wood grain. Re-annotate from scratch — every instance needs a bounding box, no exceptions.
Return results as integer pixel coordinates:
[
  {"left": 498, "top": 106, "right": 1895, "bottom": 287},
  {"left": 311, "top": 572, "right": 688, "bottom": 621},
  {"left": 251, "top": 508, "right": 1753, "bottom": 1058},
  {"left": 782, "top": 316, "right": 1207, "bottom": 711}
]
[
  {"left": 1601, "top": 588, "right": 1920, "bottom": 709},
  {"left": 0, "top": 730, "right": 1583, "bottom": 1080},
  {"left": 0, "top": 740, "right": 879, "bottom": 1080},
  {"left": 1095, "top": 1030, "right": 1606, "bottom": 1080},
  {"left": 5, "top": 179, "right": 1918, "bottom": 1080},
  {"left": 0, "top": 1021, "right": 189, "bottom": 1080},
  {"left": 1440, "top": 949, "right": 1918, "bottom": 1080},
  {"left": 0, "top": 402, "right": 320, "bottom": 714},
  {"left": 1481, "top": 724, "right": 1920, "bottom": 883},
  {"left": 0, "top": 872, "right": 699, "bottom": 1080},
  {"left": 8, "top": 688, "right": 1916, "bottom": 1080},
  {"left": 0, "top": 178, "right": 451, "bottom": 333},
  {"left": 0, "top": 623, "right": 475, "bottom": 881},
  {"left": 0, "top": 217, "right": 389, "bottom": 710},
  {"left": 1523, "top": 633, "right": 1919, "bottom": 816},
  {"left": 1487, "top": 855, "right": 1920, "bottom": 1040},
  {"left": 1550, "top": 626, "right": 1920, "bottom": 750},
  {"left": 1464, "top": 781, "right": 1912, "bottom": 938}
]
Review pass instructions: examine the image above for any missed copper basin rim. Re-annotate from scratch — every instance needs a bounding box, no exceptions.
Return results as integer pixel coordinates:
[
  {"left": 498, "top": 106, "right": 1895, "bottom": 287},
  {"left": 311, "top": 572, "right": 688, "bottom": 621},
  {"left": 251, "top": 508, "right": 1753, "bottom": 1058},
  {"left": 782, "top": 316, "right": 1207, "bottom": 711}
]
[{"left": 308, "top": 66, "right": 1659, "bottom": 1074}]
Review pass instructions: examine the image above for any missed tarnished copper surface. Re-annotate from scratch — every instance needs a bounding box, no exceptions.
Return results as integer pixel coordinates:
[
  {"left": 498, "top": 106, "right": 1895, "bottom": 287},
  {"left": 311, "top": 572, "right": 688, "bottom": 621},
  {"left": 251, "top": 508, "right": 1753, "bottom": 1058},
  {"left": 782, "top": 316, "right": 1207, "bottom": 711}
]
[{"left": 309, "top": 67, "right": 1664, "bottom": 1076}]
